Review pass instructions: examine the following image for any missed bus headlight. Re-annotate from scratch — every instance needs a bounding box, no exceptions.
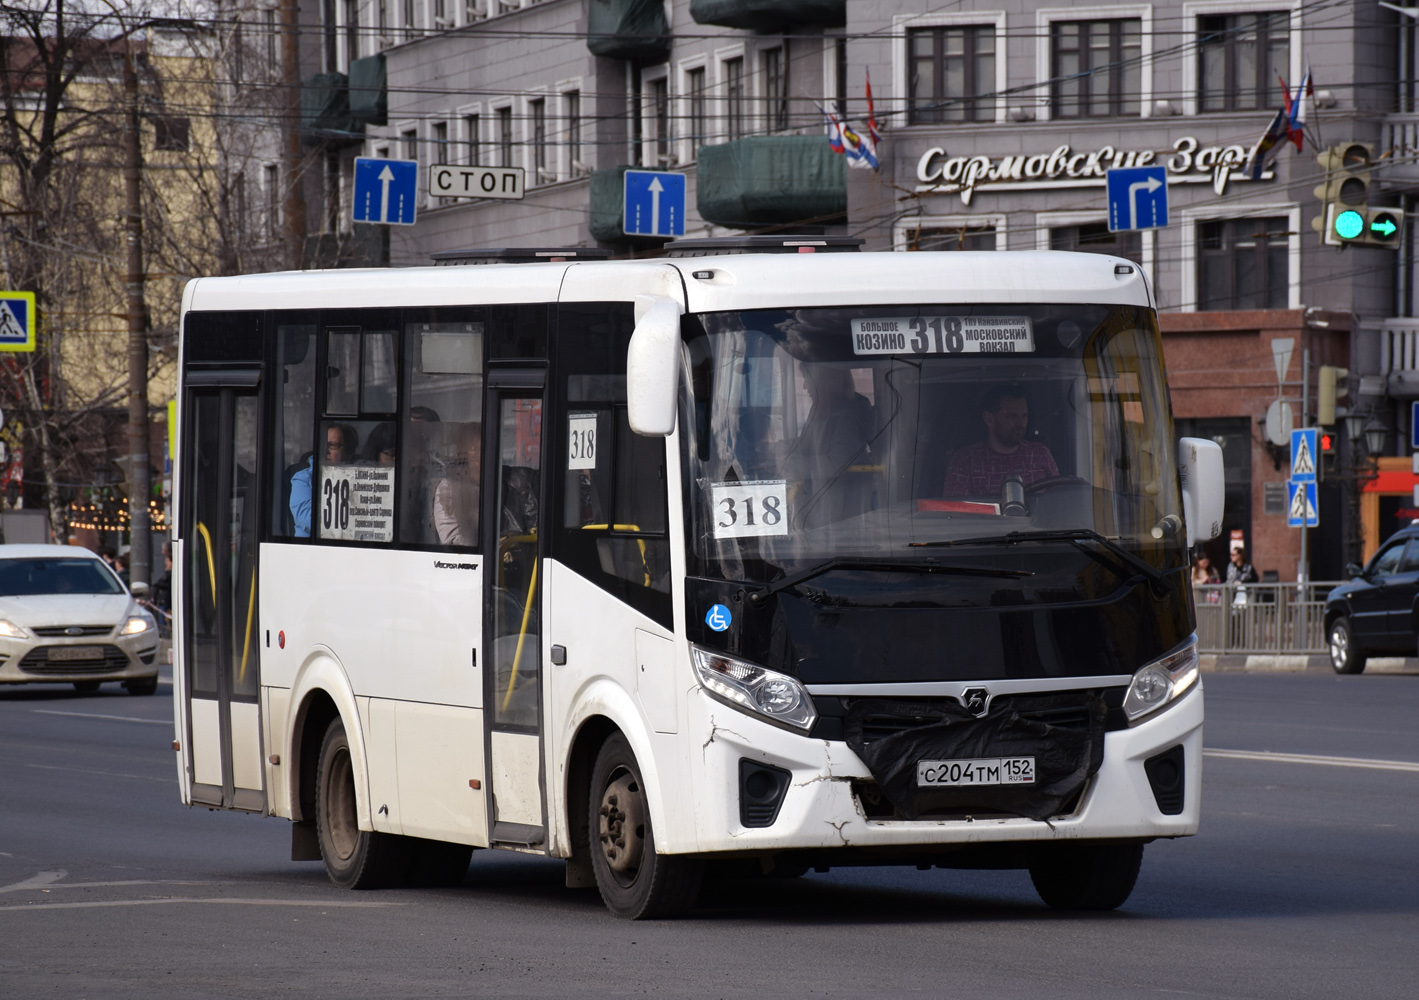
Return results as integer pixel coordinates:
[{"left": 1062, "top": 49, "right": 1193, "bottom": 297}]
[
  {"left": 1123, "top": 634, "right": 1200, "bottom": 724},
  {"left": 691, "top": 645, "right": 817, "bottom": 733}
]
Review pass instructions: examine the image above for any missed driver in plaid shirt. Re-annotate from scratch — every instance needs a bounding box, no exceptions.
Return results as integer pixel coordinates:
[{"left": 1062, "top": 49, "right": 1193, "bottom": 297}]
[{"left": 943, "top": 385, "right": 1058, "bottom": 497}]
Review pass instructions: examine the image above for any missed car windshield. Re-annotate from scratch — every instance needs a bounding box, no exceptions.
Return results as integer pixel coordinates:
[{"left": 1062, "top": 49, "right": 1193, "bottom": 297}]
[
  {"left": 0, "top": 558, "right": 125, "bottom": 596},
  {"left": 682, "top": 303, "right": 1184, "bottom": 585}
]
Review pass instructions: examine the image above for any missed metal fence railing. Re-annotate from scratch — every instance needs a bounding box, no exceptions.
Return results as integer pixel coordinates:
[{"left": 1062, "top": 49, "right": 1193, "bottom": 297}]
[{"left": 1192, "top": 582, "right": 1341, "bottom": 655}]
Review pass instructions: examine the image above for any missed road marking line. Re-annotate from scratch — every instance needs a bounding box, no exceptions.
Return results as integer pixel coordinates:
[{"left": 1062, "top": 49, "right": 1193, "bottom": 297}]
[
  {"left": 0, "top": 871, "right": 66, "bottom": 894},
  {"left": 32, "top": 709, "right": 169, "bottom": 725},
  {"left": 1204, "top": 748, "right": 1419, "bottom": 773},
  {"left": 26, "top": 763, "right": 169, "bottom": 783},
  {"left": 0, "top": 898, "right": 406, "bottom": 913}
]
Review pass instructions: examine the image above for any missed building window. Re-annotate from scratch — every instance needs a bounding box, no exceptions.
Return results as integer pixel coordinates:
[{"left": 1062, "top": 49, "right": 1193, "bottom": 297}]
[
  {"left": 465, "top": 113, "right": 480, "bottom": 165},
  {"left": 465, "top": 0, "right": 485, "bottom": 23},
  {"left": 497, "top": 106, "right": 513, "bottom": 167},
  {"left": 1198, "top": 13, "right": 1289, "bottom": 112},
  {"left": 686, "top": 68, "right": 706, "bottom": 150},
  {"left": 325, "top": 150, "right": 341, "bottom": 232},
  {"left": 908, "top": 25, "right": 995, "bottom": 124},
  {"left": 909, "top": 225, "right": 996, "bottom": 251},
  {"left": 401, "top": 128, "right": 417, "bottom": 162},
  {"left": 1050, "top": 222, "right": 1142, "bottom": 263},
  {"left": 1051, "top": 20, "right": 1141, "bottom": 118},
  {"left": 530, "top": 98, "right": 548, "bottom": 183},
  {"left": 649, "top": 78, "right": 669, "bottom": 165},
  {"left": 265, "top": 8, "right": 277, "bottom": 67},
  {"left": 154, "top": 115, "right": 190, "bottom": 151},
  {"left": 564, "top": 91, "right": 581, "bottom": 173},
  {"left": 402, "top": 0, "right": 416, "bottom": 40},
  {"left": 835, "top": 37, "right": 848, "bottom": 117},
  {"left": 725, "top": 57, "right": 744, "bottom": 140},
  {"left": 762, "top": 45, "right": 788, "bottom": 131},
  {"left": 377, "top": 0, "right": 389, "bottom": 46},
  {"left": 1197, "top": 217, "right": 1289, "bottom": 310},
  {"left": 434, "top": 0, "right": 448, "bottom": 27},
  {"left": 265, "top": 163, "right": 280, "bottom": 240},
  {"left": 344, "top": 0, "right": 359, "bottom": 63},
  {"left": 323, "top": 0, "right": 337, "bottom": 72},
  {"left": 432, "top": 121, "right": 449, "bottom": 203}
]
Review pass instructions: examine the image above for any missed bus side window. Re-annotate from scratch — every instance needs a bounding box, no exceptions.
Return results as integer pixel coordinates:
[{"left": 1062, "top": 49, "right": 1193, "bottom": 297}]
[
  {"left": 400, "top": 320, "right": 485, "bottom": 548},
  {"left": 273, "top": 325, "right": 317, "bottom": 538}
]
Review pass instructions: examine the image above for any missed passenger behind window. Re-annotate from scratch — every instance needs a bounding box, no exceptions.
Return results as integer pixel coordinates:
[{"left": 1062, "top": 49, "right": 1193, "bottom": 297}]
[
  {"left": 433, "top": 422, "right": 482, "bottom": 546},
  {"left": 363, "top": 421, "right": 397, "bottom": 465},
  {"left": 291, "top": 423, "right": 358, "bottom": 537},
  {"left": 786, "top": 364, "right": 873, "bottom": 526}
]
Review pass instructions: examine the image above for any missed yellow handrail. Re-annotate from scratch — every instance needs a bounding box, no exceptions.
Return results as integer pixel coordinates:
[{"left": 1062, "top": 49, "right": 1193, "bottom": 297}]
[
  {"left": 195, "top": 522, "right": 217, "bottom": 611},
  {"left": 500, "top": 558, "right": 538, "bottom": 714},
  {"left": 238, "top": 574, "right": 256, "bottom": 684}
]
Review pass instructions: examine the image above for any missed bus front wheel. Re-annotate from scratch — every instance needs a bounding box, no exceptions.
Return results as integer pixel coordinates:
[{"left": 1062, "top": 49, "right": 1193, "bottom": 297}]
[
  {"left": 588, "top": 733, "right": 703, "bottom": 919},
  {"left": 316, "top": 718, "right": 410, "bottom": 889},
  {"left": 1028, "top": 841, "right": 1144, "bottom": 911}
]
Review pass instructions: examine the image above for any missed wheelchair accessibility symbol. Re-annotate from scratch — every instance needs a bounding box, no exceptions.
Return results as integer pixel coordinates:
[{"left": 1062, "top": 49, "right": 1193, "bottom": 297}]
[{"left": 705, "top": 604, "right": 732, "bottom": 632}]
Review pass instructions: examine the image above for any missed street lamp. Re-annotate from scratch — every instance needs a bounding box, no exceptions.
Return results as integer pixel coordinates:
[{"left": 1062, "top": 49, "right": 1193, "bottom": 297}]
[
  {"left": 1343, "top": 411, "right": 1367, "bottom": 446},
  {"left": 1363, "top": 417, "right": 1389, "bottom": 457}
]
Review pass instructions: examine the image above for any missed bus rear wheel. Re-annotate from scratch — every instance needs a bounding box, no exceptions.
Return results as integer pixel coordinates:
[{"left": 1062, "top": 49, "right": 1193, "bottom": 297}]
[
  {"left": 316, "top": 718, "right": 410, "bottom": 889},
  {"left": 588, "top": 733, "right": 703, "bottom": 919},
  {"left": 1029, "top": 841, "right": 1144, "bottom": 911}
]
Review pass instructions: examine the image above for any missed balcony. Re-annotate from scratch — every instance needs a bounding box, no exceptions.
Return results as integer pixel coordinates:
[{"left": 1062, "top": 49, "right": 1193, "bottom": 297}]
[
  {"left": 300, "top": 73, "right": 362, "bottom": 145},
  {"left": 348, "top": 54, "right": 386, "bottom": 127},
  {"left": 1381, "top": 317, "right": 1419, "bottom": 396},
  {"left": 696, "top": 136, "right": 846, "bottom": 230},
  {"left": 689, "top": 0, "right": 844, "bottom": 31},
  {"left": 1382, "top": 114, "right": 1419, "bottom": 185},
  {"left": 586, "top": 0, "right": 671, "bottom": 62}
]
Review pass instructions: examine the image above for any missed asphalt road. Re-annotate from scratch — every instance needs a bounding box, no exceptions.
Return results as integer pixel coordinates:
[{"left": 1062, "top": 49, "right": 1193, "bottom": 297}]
[{"left": 1, "top": 672, "right": 1415, "bottom": 999}]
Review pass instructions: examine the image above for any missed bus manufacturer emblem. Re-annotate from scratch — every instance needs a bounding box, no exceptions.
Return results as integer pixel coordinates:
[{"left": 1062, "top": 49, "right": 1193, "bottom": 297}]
[{"left": 960, "top": 688, "right": 990, "bottom": 717}]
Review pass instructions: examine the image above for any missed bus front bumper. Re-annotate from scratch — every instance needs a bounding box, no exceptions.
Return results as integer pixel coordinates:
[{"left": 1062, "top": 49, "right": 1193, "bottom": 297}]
[{"left": 678, "top": 682, "right": 1202, "bottom": 856}]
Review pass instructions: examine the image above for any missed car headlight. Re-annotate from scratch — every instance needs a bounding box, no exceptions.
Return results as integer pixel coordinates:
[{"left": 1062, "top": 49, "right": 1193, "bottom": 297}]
[
  {"left": 691, "top": 645, "right": 817, "bottom": 733},
  {"left": 120, "top": 616, "right": 154, "bottom": 636},
  {"left": 0, "top": 619, "right": 27, "bottom": 639},
  {"left": 1123, "top": 634, "right": 1200, "bottom": 724}
]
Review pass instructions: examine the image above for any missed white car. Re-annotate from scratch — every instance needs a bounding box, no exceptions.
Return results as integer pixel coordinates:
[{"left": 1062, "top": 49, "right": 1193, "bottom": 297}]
[{"left": 0, "top": 545, "right": 160, "bottom": 695}]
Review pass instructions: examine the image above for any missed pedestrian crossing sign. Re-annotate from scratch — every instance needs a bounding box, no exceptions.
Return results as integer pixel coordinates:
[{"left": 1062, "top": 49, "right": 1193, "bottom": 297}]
[
  {"left": 1290, "top": 428, "right": 1317, "bottom": 483},
  {"left": 1287, "top": 480, "right": 1318, "bottom": 528},
  {"left": 0, "top": 291, "right": 35, "bottom": 353}
]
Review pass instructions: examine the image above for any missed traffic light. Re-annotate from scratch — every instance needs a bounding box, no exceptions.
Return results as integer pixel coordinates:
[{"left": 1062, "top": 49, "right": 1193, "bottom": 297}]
[
  {"left": 1313, "top": 142, "right": 1405, "bottom": 248},
  {"left": 1317, "top": 364, "right": 1348, "bottom": 425},
  {"left": 1319, "top": 429, "right": 1339, "bottom": 478}
]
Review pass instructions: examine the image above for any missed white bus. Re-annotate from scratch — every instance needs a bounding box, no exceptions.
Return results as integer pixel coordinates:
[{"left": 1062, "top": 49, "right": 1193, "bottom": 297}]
[{"left": 173, "top": 238, "right": 1224, "bottom": 918}]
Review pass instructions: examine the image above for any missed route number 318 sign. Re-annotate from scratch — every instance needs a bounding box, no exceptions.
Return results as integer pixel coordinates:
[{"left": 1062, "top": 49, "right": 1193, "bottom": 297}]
[{"left": 710, "top": 480, "right": 788, "bottom": 538}]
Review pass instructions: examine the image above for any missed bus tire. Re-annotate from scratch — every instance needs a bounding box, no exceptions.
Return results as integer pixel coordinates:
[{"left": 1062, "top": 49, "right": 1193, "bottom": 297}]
[
  {"left": 407, "top": 839, "right": 474, "bottom": 887},
  {"left": 316, "top": 718, "right": 410, "bottom": 890},
  {"left": 589, "top": 732, "right": 703, "bottom": 919},
  {"left": 1029, "top": 841, "right": 1144, "bottom": 911}
]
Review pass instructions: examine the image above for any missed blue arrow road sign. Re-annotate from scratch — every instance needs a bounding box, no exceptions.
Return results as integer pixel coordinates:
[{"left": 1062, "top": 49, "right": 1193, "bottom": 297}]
[
  {"left": 1287, "top": 480, "right": 1319, "bottom": 528},
  {"left": 1106, "top": 165, "right": 1168, "bottom": 232},
  {"left": 352, "top": 157, "right": 418, "bottom": 225},
  {"left": 1290, "top": 428, "right": 1317, "bottom": 483},
  {"left": 623, "top": 170, "right": 685, "bottom": 238}
]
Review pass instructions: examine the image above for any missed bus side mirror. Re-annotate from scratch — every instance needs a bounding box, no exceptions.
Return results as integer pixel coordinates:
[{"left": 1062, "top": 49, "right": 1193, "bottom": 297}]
[
  {"left": 1177, "top": 437, "right": 1224, "bottom": 548},
  {"left": 627, "top": 296, "right": 683, "bottom": 437}
]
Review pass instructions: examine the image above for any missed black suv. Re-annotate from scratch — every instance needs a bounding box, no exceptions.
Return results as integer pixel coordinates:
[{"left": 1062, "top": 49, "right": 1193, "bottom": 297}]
[{"left": 1324, "top": 524, "right": 1419, "bottom": 674}]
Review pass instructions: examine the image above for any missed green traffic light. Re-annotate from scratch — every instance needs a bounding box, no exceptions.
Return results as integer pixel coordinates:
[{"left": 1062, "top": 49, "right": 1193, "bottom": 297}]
[
  {"left": 1335, "top": 210, "right": 1365, "bottom": 239},
  {"left": 1371, "top": 214, "right": 1398, "bottom": 238}
]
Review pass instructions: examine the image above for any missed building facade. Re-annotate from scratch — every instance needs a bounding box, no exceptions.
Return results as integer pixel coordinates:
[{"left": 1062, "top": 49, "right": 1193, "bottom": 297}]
[{"left": 298, "top": 0, "right": 1419, "bottom": 578}]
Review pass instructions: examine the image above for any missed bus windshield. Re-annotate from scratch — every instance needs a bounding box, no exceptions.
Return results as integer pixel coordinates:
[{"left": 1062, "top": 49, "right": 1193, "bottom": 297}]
[{"left": 683, "top": 303, "right": 1183, "bottom": 584}]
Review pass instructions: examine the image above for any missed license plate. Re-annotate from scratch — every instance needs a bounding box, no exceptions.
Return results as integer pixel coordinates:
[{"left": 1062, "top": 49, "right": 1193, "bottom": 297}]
[
  {"left": 917, "top": 757, "right": 1035, "bottom": 787},
  {"left": 48, "top": 646, "right": 103, "bottom": 662}
]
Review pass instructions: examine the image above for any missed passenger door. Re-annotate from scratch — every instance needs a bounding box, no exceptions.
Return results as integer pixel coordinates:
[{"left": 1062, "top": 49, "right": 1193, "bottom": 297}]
[
  {"left": 182, "top": 379, "right": 266, "bottom": 812},
  {"left": 1348, "top": 539, "right": 1406, "bottom": 647},
  {"left": 483, "top": 372, "right": 548, "bottom": 847}
]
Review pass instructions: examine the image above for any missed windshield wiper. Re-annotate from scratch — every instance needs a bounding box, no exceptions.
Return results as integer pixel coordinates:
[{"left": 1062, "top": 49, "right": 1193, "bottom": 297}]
[
  {"left": 909, "top": 528, "right": 1173, "bottom": 594},
  {"left": 745, "top": 557, "right": 1032, "bottom": 606}
]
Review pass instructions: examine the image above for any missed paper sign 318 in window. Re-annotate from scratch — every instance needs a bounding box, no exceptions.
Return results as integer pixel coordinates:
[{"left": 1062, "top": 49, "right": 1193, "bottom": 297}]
[{"left": 710, "top": 480, "right": 788, "bottom": 538}]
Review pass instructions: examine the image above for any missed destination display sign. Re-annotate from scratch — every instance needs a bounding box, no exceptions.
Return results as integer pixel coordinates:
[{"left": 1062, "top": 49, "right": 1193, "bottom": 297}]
[{"left": 850, "top": 316, "right": 1035, "bottom": 356}]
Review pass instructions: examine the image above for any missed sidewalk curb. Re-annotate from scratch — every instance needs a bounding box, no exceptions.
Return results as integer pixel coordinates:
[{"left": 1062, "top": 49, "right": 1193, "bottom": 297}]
[{"left": 1199, "top": 654, "right": 1419, "bottom": 675}]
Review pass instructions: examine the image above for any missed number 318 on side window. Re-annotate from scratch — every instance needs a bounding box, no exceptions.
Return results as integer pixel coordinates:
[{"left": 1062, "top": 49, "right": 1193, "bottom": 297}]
[{"left": 710, "top": 480, "right": 788, "bottom": 539}]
